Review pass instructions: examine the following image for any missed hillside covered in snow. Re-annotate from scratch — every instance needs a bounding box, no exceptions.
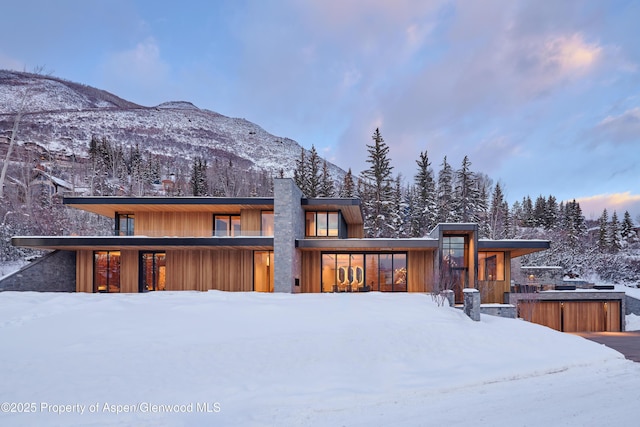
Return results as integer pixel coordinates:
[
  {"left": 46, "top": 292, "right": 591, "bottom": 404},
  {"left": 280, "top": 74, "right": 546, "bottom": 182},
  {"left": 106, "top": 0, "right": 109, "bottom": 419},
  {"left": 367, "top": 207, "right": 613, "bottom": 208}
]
[{"left": 0, "top": 69, "right": 344, "bottom": 178}]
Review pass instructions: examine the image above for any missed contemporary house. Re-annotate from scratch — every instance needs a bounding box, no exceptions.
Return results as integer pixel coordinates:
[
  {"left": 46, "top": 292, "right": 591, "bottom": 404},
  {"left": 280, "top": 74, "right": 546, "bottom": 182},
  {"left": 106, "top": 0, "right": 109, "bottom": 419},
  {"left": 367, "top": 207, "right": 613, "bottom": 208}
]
[{"left": 10, "top": 179, "right": 551, "bottom": 304}]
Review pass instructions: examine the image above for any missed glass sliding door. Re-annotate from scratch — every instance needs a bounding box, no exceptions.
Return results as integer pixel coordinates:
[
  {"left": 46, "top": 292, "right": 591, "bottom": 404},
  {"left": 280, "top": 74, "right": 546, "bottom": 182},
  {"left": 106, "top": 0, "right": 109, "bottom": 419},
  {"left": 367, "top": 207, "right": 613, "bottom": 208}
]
[
  {"left": 94, "top": 251, "right": 121, "bottom": 293},
  {"left": 140, "top": 252, "right": 166, "bottom": 292},
  {"left": 321, "top": 252, "right": 407, "bottom": 293}
]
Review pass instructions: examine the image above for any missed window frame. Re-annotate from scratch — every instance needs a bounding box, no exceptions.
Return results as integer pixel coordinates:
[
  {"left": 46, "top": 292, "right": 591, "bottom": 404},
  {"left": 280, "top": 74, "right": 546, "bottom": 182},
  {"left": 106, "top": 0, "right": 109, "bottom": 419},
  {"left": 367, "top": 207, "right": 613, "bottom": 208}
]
[
  {"left": 213, "top": 214, "right": 241, "bottom": 237},
  {"left": 306, "top": 211, "right": 340, "bottom": 237}
]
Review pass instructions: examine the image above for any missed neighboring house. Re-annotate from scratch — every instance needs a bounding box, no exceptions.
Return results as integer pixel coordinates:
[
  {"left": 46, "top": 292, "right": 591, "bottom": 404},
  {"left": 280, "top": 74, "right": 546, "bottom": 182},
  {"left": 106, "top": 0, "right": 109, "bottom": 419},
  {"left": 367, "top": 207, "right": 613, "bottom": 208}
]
[{"left": 11, "top": 179, "right": 550, "bottom": 302}]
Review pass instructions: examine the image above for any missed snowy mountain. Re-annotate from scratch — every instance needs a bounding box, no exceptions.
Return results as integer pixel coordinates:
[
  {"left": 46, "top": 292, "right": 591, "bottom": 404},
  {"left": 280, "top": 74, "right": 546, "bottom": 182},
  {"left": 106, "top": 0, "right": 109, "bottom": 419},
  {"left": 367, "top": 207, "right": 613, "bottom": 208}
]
[{"left": 0, "top": 70, "right": 345, "bottom": 178}]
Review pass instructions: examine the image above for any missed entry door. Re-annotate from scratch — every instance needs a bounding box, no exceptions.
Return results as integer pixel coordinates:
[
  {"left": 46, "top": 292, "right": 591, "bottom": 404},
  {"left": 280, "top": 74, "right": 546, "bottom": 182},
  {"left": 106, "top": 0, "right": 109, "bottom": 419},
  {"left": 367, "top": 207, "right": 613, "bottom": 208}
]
[{"left": 140, "top": 252, "right": 166, "bottom": 292}]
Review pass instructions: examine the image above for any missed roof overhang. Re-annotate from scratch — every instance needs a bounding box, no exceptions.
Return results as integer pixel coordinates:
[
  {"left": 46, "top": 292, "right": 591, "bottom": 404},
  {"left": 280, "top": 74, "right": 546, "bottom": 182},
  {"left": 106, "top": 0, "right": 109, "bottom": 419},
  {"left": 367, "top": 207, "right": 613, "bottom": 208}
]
[
  {"left": 63, "top": 196, "right": 275, "bottom": 217},
  {"left": 297, "top": 238, "right": 438, "bottom": 251},
  {"left": 478, "top": 239, "right": 551, "bottom": 257},
  {"left": 301, "top": 198, "right": 363, "bottom": 225},
  {"left": 11, "top": 236, "right": 273, "bottom": 251}
]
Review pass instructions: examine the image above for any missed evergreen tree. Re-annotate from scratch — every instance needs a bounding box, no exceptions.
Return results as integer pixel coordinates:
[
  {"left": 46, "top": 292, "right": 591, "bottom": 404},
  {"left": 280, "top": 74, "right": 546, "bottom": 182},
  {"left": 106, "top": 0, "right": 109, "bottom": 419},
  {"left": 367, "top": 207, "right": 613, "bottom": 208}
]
[
  {"left": 293, "top": 148, "right": 308, "bottom": 195},
  {"left": 389, "top": 175, "right": 408, "bottom": 238},
  {"left": 453, "top": 155, "right": 477, "bottom": 222},
  {"left": 339, "top": 168, "right": 355, "bottom": 198},
  {"left": 521, "top": 196, "right": 534, "bottom": 227},
  {"left": 533, "top": 195, "right": 547, "bottom": 228},
  {"left": 361, "top": 128, "right": 394, "bottom": 237},
  {"left": 307, "top": 145, "right": 321, "bottom": 197},
  {"left": 544, "top": 195, "right": 559, "bottom": 230},
  {"left": 190, "top": 156, "right": 209, "bottom": 196},
  {"left": 413, "top": 150, "right": 436, "bottom": 236},
  {"left": 609, "top": 210, "right": 622, "bottom": 253},
  {"left": 319, "top": 160, "right": 334, "bottom": 197},
  {"left": 598, "top": 209, "right": 609, "bottom": 252},
  {"left": 436, "top": 156, "right": 454, "bottom": 224},
  {"left": 621, "top": 210, "right": 636, "bottom": 241},
  {"left": 489, "top": 182, "right": 509, "bottom": 239}
]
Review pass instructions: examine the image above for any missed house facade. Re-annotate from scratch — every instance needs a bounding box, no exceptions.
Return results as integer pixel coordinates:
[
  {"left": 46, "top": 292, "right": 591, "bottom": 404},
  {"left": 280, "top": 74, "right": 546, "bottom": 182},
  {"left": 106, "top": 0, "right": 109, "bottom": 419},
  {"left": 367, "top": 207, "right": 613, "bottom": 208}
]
[{"left": 11, "top": 179, "right": 550, "bottom": 302}]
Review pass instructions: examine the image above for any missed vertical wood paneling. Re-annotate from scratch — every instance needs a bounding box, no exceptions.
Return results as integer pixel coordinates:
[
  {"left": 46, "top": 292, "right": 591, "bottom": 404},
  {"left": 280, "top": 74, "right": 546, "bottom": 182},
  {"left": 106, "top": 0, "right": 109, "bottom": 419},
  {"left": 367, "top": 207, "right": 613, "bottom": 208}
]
[
  {"left": 563, "top": 302, "right": 606, "bottom": 332},
  {"left": 479, "top": 281, "right": 509, "bottom": 304},
  {"left": 408, "top": 250, "right": 433, "bottom": 293},
  {"left": 300, "top": 252, "right": 321, "bottom": 293},
  {"left": 347, "top": 224, "right": 364, "bottom": 238},
  {"left": 241, "top": 210, "right": 261, "bottom": 236},
  {"left": 519, "top": 301, "right": 562, "bottom": 331},
  {"left": 165, "top": 249, "right": 253, "bottom": 291},
  {"left": 136, "top": 212, "right": 212, "bottom": 237},
  {"left": 606, "top": 301, "right": 621, "bottom": 332},
  {"left": 76, "top": 250, "right": 93, "bottom": 293},
  {"left": 120, "top": 250, "right": 139, "bottom": 293}
]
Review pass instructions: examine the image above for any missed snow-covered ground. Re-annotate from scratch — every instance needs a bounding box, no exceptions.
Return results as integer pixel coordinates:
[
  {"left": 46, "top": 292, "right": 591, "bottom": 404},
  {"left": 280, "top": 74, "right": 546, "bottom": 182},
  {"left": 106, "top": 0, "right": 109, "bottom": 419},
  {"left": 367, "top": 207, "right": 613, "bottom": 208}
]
[
  {"left": 1, "top": 291, "right": 639, "bottom": 426},
  {"left": 0, "top": 260, "right": 28, "bottom": 279}
]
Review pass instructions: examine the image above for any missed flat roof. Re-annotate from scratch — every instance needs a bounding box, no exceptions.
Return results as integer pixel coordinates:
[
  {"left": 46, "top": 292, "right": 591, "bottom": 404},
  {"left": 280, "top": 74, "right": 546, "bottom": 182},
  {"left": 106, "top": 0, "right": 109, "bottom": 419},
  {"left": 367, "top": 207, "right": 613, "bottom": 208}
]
[
  {"left": 63, "top": 196, "right": 275, "bottom": 217},
  {"left": 11, "top": 236, "right": 274, "bottom": 251},
  {"left": 297, "top": 238, "right": 439, "bottom": 251},
  {"left": 478, "top": 239, "right": 551, "bottom": 257}
]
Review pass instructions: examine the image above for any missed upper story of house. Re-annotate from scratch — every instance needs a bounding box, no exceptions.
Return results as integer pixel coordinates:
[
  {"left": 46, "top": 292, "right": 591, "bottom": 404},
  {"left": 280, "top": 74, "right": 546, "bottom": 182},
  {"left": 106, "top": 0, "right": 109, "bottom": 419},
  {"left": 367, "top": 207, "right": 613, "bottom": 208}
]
[{"left": 62, "top": 192, "right": 365, "bottom": 240}]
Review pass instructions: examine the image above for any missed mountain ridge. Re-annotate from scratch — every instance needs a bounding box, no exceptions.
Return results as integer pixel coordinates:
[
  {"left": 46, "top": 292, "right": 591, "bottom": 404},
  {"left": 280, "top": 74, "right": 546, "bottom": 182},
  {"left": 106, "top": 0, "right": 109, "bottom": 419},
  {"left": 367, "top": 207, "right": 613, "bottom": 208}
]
[{"left": 0, "top": 69, "right": 344, "bottom": 180}]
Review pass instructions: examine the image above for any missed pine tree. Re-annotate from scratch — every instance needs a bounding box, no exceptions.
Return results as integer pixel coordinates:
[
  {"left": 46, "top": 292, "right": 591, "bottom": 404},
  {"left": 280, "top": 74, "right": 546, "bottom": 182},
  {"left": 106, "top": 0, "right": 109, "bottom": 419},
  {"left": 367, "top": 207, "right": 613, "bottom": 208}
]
[
  {"left": 436, "top": 156, "right": 454, "bottom": 223},
  {"left": 621, "top": 210, "right": 636, "bottom": 241},
  {"left": 389, "top": 175, "right": 407, "bottom": 238},
  {"left": 544, "top": 195, "right": 558, "bottom": 230},
  {"left": 609, "top": 210, "right": 622, "bottom": 253},
  {"left": 339, "top": 168, "right": 355, "bottom": 198},
  {"left": 307, "top": 145, "right": 321, "bottom": 197},
  {"left": 190, "top": 156, "right": 209, "bottom": 196},
  {"left": 293, "top": 148, "right": 308, "bottom": 195},
  {"left": 489, "top": 182, "right": 509, "bottom": 239},
  {"left": 533, "top": 195, "right": 546, "bottom": 228},
  {"left": 598, "top": 209, "right": 609, "bottom": 252},
  {"left": 521, "top": 196, "right": 534, "bottom": 227},
  {"left": 413, "top": 150, "right": 437, "bottom": 236},
  {"left": 361, "top": 128, "right": 394, "bottom": 237},
  {"left": 319, "top": 160, "right": 334, "bottom": 197},
  {"left": 453, "top": 155, "right": 477, "bottom": 222}
]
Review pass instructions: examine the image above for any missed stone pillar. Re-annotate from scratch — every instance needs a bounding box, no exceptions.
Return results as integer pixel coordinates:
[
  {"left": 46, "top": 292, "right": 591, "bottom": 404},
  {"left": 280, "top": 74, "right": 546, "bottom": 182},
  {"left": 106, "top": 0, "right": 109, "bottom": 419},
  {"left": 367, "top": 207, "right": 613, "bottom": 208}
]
[
  {"left": 463, "top": 288, "right": 481, "bottom": 321},
  {"left": 441, "top": 290, "right": 455, "bottom": 307},
  {"left": 273, "top": 178, "right": 304, "bottom": 293}
]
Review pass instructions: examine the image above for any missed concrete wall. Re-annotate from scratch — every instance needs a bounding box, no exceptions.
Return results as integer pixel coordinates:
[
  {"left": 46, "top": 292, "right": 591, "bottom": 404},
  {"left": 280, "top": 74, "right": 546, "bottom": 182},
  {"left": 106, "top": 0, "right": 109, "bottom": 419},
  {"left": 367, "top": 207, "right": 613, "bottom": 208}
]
[
  {"left": 626, "top": 295, "right": 640, "bottom": 315},
  {"left": 0, "top": 251, "right": 76, "bottom": 292},
  {"left": 273, "top": 179, "right": 304, "bottom": 293}
]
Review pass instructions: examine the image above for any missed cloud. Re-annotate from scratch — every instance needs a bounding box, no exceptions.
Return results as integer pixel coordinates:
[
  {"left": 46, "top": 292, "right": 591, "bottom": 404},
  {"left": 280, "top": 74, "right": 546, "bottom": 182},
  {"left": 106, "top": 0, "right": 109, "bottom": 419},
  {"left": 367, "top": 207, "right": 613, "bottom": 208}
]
[
  {"left": 592, "top": 107, "right": 640, "bottom": 146},
  {"left": 574, "top": 192, "right": 640, "bottom": 220},
  {"left": 0, "top": 53, "right": 25, "bottom": 71},
  {"left": 98, "top": 38, "right": 172, "bottom": 106}
]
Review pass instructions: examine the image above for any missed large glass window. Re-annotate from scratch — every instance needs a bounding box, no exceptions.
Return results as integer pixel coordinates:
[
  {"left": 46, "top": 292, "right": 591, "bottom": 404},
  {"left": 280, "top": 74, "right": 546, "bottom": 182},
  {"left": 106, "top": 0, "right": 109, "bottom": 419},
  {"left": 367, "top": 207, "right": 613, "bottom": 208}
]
[
  {"left": 322, "top": 252, "right": 406, "bottom": 292},
  {"left": 94, "top": 251, "right": 121, "bottom": 293},
  {"left": 261, "top": 211, "right": 274, "bottom": 236},
  {"left": 478, "top": 252, "right": 505, "bottom": 281},
  {"left": 306, "top": 211, "right": 339, "bottom": 237},
  {"left": 115, "top": 214, "right": 134, "bottom": 236},
  {"left": 140, "top": 252, "right": 166, "bottom": 292},
  {"left": 214, "top": 215, "right": 241, "bottom": 236}
]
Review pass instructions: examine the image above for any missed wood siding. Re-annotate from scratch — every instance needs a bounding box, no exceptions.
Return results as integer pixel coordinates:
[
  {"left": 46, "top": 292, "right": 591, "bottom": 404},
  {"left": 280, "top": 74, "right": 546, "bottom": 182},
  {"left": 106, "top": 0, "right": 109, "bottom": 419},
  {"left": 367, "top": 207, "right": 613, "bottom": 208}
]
[
  {"left": 563, "top": 301, "right": 621, "bottom": 332},
  {"left": 519, "top": 301, "right": 562, "bottom": 331},
  {"left": 120, "top": 250, "right": 138, "bottom": 293},
  {"left": 241, "top": 209, "right": 262, "bottom": 235},
  {"left": 519, "top": 300, "right": 621, "bottom": 332},
  {"left": 300, "top": 251, "right": 321, "bottom": 293},
  {"left": 408, "top": 250, "right": 433, "bottom": 293},
  {"left": 166, "top": 249, "right": 253, "bottom": 291},
  {"left": 347, "top": 224, "right": 365, "bottom": 238},
  {"left": 76, "top": 250, "right": 93, "bottom": 293},
  {"left": 136, "top": 212, "right": 213, "bottom": 237}
]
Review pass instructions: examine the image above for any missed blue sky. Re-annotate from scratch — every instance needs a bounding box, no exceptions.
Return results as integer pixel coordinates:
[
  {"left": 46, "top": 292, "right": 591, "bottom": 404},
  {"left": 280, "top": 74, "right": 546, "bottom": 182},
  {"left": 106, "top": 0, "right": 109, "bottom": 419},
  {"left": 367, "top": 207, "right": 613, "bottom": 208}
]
[{"left": 2, "top": 0, "right": 640, "bottom": 220}]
